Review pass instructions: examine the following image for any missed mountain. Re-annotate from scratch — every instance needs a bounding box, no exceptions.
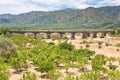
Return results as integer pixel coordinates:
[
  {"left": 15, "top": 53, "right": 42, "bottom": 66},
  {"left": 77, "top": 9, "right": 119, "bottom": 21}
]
[{"left": 0, "top": 6, "right": 120, "bottom": 30}]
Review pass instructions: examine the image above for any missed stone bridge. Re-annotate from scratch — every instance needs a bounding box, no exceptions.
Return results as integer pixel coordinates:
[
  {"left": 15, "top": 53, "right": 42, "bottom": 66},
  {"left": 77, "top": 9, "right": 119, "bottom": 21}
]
[{"left": 9, "top": 30, "right": 115, "bottom": 39}]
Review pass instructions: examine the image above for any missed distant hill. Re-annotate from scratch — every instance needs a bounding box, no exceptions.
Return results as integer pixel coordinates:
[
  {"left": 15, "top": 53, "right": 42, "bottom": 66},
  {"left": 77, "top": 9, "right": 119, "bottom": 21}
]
[{"left": 0, "top": 6, "right": 120, "bottom": 30}]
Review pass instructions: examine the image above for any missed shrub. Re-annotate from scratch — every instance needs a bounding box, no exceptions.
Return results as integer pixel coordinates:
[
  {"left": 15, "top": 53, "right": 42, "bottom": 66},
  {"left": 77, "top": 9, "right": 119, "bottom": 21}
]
[
  {"left": 78, "top": 71, "right": 101, "bottom": 80},
  {"left": 109, "top": 65, "right": 117, "bottom": 70},
  {"left": 64, "top": 75, "right": 75, "bottom": 80},
  {"left": 0, "top": 72, "right": 9, "bottom": 80},
  {"left": 48, "top": 42, "right": 55, "bottom": 45},
  {"left": 48, "top": 70, "right": 62, "bottom": 80},
  {"left": 98, "top": 45, "right": 102, "bottom": 49},
  {"left": 20, "top": 72, "right": 37, "bottom": 80},
  {"left": 92, "top": 54, "right": 107, "bottom": 72},
  {"left": 58, "top": 42, "right": 74, "bottom": 51},
  {"left": 0, "top": 38, "right": 18, "bottom": 60},
  {"left": 105, "top": 43, "right": 110, "bottom": 46},
  {"left": 38, "top": 61, "right": 56, "bottom": 73},
  {"left": 116, "top": 43, "right": 120, "bottom": 47},
  {"left": 0, "top": 27, "right": 9, "bottom": 36},
  {"left": 82, "top": 40, "right": 88, "bottom": 44},
  {"left": 0, "top": 57, "right": 9, "bottom": 80},
  {"left": 98, "top": 41, "right": 103, "bottom": 45},
  {"left": 9, "top": 54, "right": 28, "bottom": 71},
  {"left": 108, "top": 70, "right": 120, "bottom": 80},
  {"left": 85, "top": 44, "right": 90, "bottom": 48}
]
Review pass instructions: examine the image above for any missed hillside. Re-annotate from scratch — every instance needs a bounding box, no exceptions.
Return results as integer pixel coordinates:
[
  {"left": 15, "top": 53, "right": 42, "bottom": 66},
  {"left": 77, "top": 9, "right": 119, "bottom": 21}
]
[{"left": 0, "top": 6, "right": 120, "bottom": 30}]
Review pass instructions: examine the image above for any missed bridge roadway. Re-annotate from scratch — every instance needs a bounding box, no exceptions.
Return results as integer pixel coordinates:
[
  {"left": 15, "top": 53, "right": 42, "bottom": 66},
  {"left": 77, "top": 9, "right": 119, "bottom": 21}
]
[{"left": 9, "top": 30, "right": 115, "bottom": 39}]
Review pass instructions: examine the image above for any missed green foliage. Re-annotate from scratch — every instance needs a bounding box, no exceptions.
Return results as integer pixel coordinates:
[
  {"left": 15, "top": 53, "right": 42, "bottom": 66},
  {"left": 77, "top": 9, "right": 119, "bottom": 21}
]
[
  {"left": 0, "top": 27, "right": 9, "bottom": 36},
  {"left": 48, "top": 70, "right": 62, "bottom": 80},
  {"left": 9, "top": 54, "right": 28, "bottom": 71},
  {"left": 109, "top": 65, "right": 117, "bottom": 70},
  {"left": 64, "top": 75, "right": 75, "bottom": 80},
  {"left": 85, "top": 44, "right": 90, "bottom": 48},
  {"left": 116, "top": 43, "right": 120, "bottom": 47},
  {"left": 108, "top": 57, "right": 117, "bottom": 70},
  {"left": 21, "top": 72, "right": 37, "bottom": 80},
  {"left": 0, "top": 38, "right": 18, "bottom": 60},
  {"left": 108, "top": 70, "right": 120, "bottom": 80},
  {"left": 0, "top": 73, "right": 9, "bottom": 80},
  {"left": 38, "top": 61, "right": 56, "bottom": 73},
  {"left": 115, "top": 28, "right": 120, "bottom": 34},
  {"left": 0, "top": 57, "right": 9, "bottom": 80},
  {"left": 98, "top": 41, "right": 103, "bottom": 45},
  {"left": 92, "top": 54, "right": 107, "bottom": 72},
  {"left": 78, "top": 71, "right": 101, "bottom": 80},
  {"left": 112, "top": 28, "right": 120, "bottom": 37},
  {"left": 58, "top": 42, "right": 74, "bottom": 51},
  {"left": 76, "top": 49, "right": 95, "bottom": 59},
  {"left": 76, "top": 56, "right": 88, "bottom": 71}
]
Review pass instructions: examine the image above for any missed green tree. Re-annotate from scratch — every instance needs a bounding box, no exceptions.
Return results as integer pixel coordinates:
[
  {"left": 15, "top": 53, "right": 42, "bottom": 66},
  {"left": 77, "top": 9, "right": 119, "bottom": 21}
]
[{"left": 0, "top": 27, "right": 9, "bottom": 36}]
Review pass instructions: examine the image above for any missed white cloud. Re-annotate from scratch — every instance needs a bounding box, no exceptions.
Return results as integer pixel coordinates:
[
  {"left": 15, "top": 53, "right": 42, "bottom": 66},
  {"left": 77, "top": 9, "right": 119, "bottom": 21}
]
[
  {"left": 0, "top": 0, "right": 120, "bottom": 14},
  {"left": 0, "top": 0, "right": 26, "bottom": 5},
  {"left": 94, "top": 0, "right": 120, "bottom": 7}
]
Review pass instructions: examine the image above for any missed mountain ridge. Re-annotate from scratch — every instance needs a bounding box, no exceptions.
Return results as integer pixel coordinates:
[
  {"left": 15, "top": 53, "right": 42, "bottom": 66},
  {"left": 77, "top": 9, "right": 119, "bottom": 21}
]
[{"left": 0, "top": 6, "right": 120, "bottom": 30}]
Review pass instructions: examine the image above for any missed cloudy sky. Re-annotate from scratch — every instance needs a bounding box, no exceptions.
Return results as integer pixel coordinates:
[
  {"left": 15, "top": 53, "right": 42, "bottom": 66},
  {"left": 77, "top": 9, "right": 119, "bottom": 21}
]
[{"left": 0, "top": 0, "right": 120, "bottom": 14}]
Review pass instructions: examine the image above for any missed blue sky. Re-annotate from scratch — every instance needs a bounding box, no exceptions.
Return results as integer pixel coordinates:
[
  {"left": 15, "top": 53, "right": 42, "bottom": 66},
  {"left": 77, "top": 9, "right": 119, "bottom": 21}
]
[{"left": 0, "top": 0, "right": 120, "bottom": 14}]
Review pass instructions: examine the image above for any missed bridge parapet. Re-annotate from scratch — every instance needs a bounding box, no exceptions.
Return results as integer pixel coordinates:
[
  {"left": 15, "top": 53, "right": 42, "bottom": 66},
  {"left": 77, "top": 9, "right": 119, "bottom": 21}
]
[{"left": 9, "top": 30, "right": 115, "bottom": 39}]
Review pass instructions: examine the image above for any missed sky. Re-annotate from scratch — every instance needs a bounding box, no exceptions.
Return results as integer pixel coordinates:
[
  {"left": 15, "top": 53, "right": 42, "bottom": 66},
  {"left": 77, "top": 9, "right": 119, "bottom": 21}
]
[{"left": 0, "top": 0, "right": 120, "bottom": 14}]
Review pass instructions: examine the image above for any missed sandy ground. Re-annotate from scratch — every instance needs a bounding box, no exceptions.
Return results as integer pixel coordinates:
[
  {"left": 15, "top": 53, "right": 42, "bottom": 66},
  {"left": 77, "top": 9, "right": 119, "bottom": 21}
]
[{"left": 9, "top": 37, "right": 120, "bottom": 80}]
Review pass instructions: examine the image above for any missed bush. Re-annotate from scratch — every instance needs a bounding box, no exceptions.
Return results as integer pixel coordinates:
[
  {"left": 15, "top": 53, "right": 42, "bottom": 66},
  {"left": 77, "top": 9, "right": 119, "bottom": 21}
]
[
  {"left": 116, "top": 43, "right": 120, "bottom": 47},
  {"left": 0, "top": 38, "right": 18, "bottom": 59},
  {"left": 85, "top": 44, "right": 90, "bottom": 48},
  {"left": 78, "top": 71, "right": 100, "bottom": 80},
  {"left": 21, "top": 72, "right": 37, "bottom": 80},
  {"left": 0, "top": 72, "right": 9, "bottom": 80},
  {"left": 105, "top": 43, "right": 110, "bottom": 46},
  {"left": 109, "top": 65, "right": 117, "bottom": 70},
  {"left": 108, "top": 70, "right": 120, "bottom": 80},
  {"left": 0, "top": 57, "right": 9, "bottom": 80},
  {"left": 98, "top": 41, "right": 103, "bottom": 45},
  {"left": 38, "top": 61, "right": 56, "bottom": 73},
  {"left": 0, "top": 27, "right": 9, "bottom": 36},
  {"left": 64, "top": 75, "right": 75, "bottom": 80},
  {"left": 9, "top": 54, "right": 28, "bottom": 71},
  {"left": 58, "top": 42, "right": 74, "bottom": 51},
  {"left": 92, "top": 54, "right": 107, "bottom": 72},
  {"left": 98, "top": 45, "right": 102, "bottom": 49},
  {"left": 48, "top": 70, "right": 62, "bottom": 80},
  {"left": 48, "top": 42, "right": 55, "bottom": 45}
]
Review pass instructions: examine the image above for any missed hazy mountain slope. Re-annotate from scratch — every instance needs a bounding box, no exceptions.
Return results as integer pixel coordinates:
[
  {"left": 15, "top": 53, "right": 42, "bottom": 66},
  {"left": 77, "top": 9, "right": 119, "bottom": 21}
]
[{"left": 0, "top": 6, "right": 120, "bottom": 30}]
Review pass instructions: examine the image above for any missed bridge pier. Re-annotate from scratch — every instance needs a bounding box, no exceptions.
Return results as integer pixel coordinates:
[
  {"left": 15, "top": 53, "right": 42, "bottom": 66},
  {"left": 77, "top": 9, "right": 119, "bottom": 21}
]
[
  {"left": 46, "top": 32, "right": 51, "bottom": 39},
  {"left": 59, "top": 32, "right": 64, "bottom": 39},
  {"left": 71, "top": 32, "right": 76, "bottom": 39},
  {"left": 82, "top": 33, "right": 88, "bottom": 39}
]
